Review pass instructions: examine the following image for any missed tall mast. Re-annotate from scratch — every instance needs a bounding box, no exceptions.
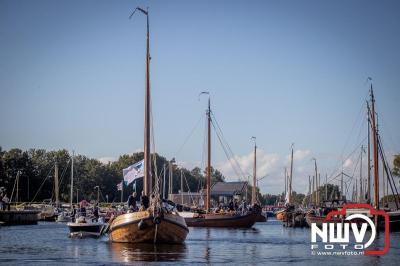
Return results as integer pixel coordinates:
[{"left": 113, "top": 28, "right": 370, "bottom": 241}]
[
  {"left": 168, "top": 160, "right": 173, "bottom": 200},
  {"left": 130, "top": 7, "right": 152, "bottom": 196},
  {"left": 370, "top": 86, "right": 379, "bottom": 210},
  {"left": 359, "top": 146, "right": 362, "bottom": 202},
  {"left": 285, "top": 168, "right": 287, "bottom": 201},
  {"left": 251, "top": 137, "right": 257, "bottom": 205},
  {"left": 312, "top": 158, "right": 318, "bottom": 205},
  {"left": 70, "top": 151, "right": 74, "bottom": 208},
  {"left": 308, "top": 175, "right": 311, "bottom": 204},
  {"left": 367, "top": 102, "right": 371, "bottom": 202},
  {"left": 54, "top": 162, "right": 59, "bottom": 206},
  {"left": 181, "top": 169, "right": 184, "bottom": 205},
  {"left": 288, "top": 144, "right": 294, "bottom": 204},
  {"left": 163, "top": 164, "right": 166, "bottom": 199},
  {"left": 206, "top": 97, "right": 211, "bottom": 212},
  {"left": 325, "top": 173, "right": 328, "bottom": 201},
  {"left": 144, "top": 8, "right": 152, "bottom": 196}
]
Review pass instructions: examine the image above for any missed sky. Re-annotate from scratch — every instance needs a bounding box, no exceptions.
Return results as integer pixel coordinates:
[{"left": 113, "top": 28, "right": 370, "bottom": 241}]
[{"left": 1, "top": 0, "right": 400, "bottom": 196}]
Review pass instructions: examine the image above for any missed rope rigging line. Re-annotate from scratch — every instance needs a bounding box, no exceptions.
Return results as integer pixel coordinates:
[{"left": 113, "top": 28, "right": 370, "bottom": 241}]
[
  {"left": 327, "top": 135, "right": 367, "bottom": 184},
  {"left": 210, "top": 111, "right": 247, "bottom": 180},
  {"left": 30, "top": 163, "right": 56, "bottom": 203},
  {"left": 211, "top": 119, "right": 243, "bottom": 180},
  {"left": 173, "top": 113, "right": 204, "bottom": 159},
  {"left": 327, "top": 97, "right": 368, "bottom": 181},
  {"left": 57, "top": 158, "right": 71, "bottom": 198}
]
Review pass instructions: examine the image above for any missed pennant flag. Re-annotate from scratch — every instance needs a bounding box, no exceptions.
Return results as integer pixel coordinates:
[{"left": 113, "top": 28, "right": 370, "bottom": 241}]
[
  {"left": 123, "top": 160, "right": 144, "bottom": 185},
  {"left": 117, "top": 181, "right": 123, "bottom": 191}
]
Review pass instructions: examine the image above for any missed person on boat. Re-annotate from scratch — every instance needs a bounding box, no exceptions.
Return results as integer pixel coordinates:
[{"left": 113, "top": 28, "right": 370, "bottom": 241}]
[
  {"left": 79, "top": 200, "right": 87, "bottom": 217},
  {"left": 0, "top": 193, "right": 3, "bottom": 211},
  {"left": 240, "top": 200, "right": 248, "bottom": 214},
  {"left": 228, "top": 200, "right": 234, "bottom": 211},
  {"left": 93, "top": 203, "right": 100, "bottom": 221},
  {"left": 140, "top": 191, "right": 149, "bottom": 210},
  {"left": 2, "top": 194, "right": 9, "bottom": 211},
  {"left": 234, "top": 199, "right": 239, "bottom": 211},
  {"left": 127, "top": 192, "right": 137, "bottom": 211},
  {"left": 70, "top": 205, "right": 77, "bottom": 222}
]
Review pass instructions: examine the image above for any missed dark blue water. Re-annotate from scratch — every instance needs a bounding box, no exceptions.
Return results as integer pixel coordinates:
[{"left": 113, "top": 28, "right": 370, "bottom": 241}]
[{"left": 0, "top": 219, "right": 399, "bottom": 265}]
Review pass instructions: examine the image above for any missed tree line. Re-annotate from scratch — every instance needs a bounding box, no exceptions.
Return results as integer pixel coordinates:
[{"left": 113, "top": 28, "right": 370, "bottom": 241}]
[
  {"left": 1, "top": 147, "right": 398, "bottom": 205},
  {"left": 0, "top": 147, "right": 225, "bottom": 204}
]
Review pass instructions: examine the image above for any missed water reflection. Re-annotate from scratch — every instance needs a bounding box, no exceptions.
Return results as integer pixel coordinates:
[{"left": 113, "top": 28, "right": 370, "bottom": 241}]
[{"left": 110, "top": 242, "right": 187, "bottom": 262}]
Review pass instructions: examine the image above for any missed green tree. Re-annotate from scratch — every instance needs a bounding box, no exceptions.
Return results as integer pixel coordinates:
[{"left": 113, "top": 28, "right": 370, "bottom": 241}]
[{"left": 393, "top": 154, "right": 400, "bottom": 177}]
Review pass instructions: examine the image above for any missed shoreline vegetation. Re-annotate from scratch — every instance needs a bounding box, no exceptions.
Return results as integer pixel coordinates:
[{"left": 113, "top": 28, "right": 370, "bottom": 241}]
[{"left": 0, "top": 147, "right": 398, "bottom": 206}]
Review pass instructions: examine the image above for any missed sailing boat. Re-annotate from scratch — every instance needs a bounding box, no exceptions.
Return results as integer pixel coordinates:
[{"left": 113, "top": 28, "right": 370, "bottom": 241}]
[
  {"left": 368, "top": 86, "right": 400, "bottom": 231},
  {"left": 183, "top": 94, "right": 260, "bottom": 228},
  {"left": 280, "top": 144, "right": 306, "bottom": 227},
  {"left": 108, "top": 7, "right": 188, "bottom": 243},
  {"left": 57, "top": 151, "right": 74, "bottom": 222}
]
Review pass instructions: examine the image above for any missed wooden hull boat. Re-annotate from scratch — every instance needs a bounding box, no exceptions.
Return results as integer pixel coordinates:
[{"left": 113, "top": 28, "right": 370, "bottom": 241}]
[
  {"left": 256, "top": 211, "right": 267, "bottom": 222},
  {"left": 109, "top": 210, "right": 188, "bottom": 244},
  {"left": 284, "top": 210, "right": 306, "bottom": 227},
  {"left": 276, "top": 210, "right": 286, "bottom": 221},
  {"left": 184, "top": 211, "right": 258, "bottom": 228}
]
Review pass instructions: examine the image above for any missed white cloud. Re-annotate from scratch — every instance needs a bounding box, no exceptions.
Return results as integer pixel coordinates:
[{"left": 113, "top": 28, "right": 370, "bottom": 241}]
[
  {"left": 176, "top": 160, "right": 202, "bottom": 170},
  {"left": 286, "top": 149, "right": 311, "bottom": 162},
  {"left": 343, "top": 158, "right": 353, "bottom": 169},
  {"left": 98, "top": 157, "right": 117, "bottom": 165},
  {"left": 216, "top": 149, "right": 280, "bottom": 181},
  {"left": 214, "top": 149, "right": 315, "bottom": 195}
]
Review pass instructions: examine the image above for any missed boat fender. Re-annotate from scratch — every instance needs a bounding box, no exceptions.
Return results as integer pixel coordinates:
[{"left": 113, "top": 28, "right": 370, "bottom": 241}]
[
  {"left": 138, "top": 219, "right": 146, "bottom": 230},
  {"left": 153, "top": 216, "right": 161, "bottom": 225}
]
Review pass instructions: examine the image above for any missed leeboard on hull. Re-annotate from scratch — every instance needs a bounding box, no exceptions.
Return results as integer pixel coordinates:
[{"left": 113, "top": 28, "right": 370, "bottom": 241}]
[
  {"left": 184, "top": 212, "right": 258, "bottom": 228},
  {"left": 109, "top": 210, "right": 188, "bottom": 244}
]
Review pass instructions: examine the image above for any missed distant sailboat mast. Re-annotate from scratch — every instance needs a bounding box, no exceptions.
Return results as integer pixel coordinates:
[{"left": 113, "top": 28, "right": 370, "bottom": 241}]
[
  {"left": 206, "top": 96, "right": 211, "bottom": 213},
  {"left": 70, "top": 151, "right": 74, "bottom": 208},
  {"left": 251, "top": 137, "right": 257, "bottom": 205},
  {"left": 288, "top": 144, "right": 294, "bottom": 204}
]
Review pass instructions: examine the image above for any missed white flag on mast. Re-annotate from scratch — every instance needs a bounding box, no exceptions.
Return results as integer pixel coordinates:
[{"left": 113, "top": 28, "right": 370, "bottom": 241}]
[{"left": 123, "top": 160, "right": 144, "bottom": 185}]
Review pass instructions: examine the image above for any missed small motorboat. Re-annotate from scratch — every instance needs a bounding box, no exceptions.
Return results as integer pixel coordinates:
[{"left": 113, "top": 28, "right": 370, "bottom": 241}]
[{"left": 67, "top": 215, "right": 105, "bottom": 238}]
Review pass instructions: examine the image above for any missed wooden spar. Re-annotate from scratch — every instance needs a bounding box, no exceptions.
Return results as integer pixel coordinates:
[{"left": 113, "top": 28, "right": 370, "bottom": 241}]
[
  {"left": 55, "top": 162, "right": 59, "bottom": 206},
  {"left": 285, "top": 168, "right": 287, "bottom": 201},
  {"left": 370, "top": 86, "right": 379, "bottom": 210},
  {"left": 163, "top": 164, "right": 166, "bottom": 199},
  {"left": 312, "top": 175, "right": 315, "bottom": 205},
  {"left": 168, "top": 161, "right": 172, "bottom": 200},
  {"left": 70, "top": 151, "right": 74, "bottom": 208},
  {"left": 206, "top": 97, "right": 211, "bottom": 212},
  {"left": 318, "top": 173, "right": 320, "bottom": 204},
  {"left": 359, "top": 146, "right": 363, "bottom": 202},
  {"left": 367, "top": 102, "right": 371, "bottom": 202},
  {"left": 252, "top": 137, "right": 257, "bottom": 205},
  {"left": 341, "top": 171, "right": 344, "bottom": 200},
  {"left": 325, "top": 173, "right": 328, "bottom": 201},
  {"left": 143, "top": 8, "right": 151, "bottom": 196},
  {"left": 312, "top": 158, "right": 318, "bottom": 205},
  {"left": 288, "top": 145, "right": 293, "bottom": 204},
  {"left": 181, "top": 169, "right": 184, "bottom": 205}
]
